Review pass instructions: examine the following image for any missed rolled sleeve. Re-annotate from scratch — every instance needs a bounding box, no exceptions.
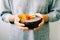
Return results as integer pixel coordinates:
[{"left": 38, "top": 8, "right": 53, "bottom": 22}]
[
  {"left": 47, "top": 0, "right": 60, "bottom": 22},
  {"left": 1, "top": 13, "right": 12, "bottom": 23},
  {"left": 47, "top": 10, "right": 60, "bottom": 22},
  {"left": 0, "top": 0, "right": 12, "bottom": 23}
]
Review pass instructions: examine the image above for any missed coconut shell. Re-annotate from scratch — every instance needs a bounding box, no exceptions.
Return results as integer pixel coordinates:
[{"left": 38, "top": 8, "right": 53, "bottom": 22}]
[{"left": 20, "top": 18, "right": 42, "bottom": 29}]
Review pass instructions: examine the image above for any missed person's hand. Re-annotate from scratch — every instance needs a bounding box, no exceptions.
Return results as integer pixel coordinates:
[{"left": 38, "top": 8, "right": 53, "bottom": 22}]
[
  {"left": 9, "top": 14, "right": 44, "bottom": 31},
  {"left": 34, "top": 13, "right": 44, "bottom": 30},
  {"left": 9, "top": 13, "right": 49, "bottom": 31},
  {"left": 9, "top": 14, "right": 29, "bottom": 30}
]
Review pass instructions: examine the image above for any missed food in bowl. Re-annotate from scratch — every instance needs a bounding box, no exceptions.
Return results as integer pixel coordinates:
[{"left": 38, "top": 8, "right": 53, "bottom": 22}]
[{"left": 18, "top": 14, "right": 42, "bottom": 29}]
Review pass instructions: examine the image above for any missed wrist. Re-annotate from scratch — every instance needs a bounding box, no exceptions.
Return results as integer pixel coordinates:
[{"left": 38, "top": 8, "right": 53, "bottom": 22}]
[
  {"left": 41, "top": 14, "right": 49, "bottom": 22},
  {"left": 9, "top": 15, "right": 15, "bottom": 24}
]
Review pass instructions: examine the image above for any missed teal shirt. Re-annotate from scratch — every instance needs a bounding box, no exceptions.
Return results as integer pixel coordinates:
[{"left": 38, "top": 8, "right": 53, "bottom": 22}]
[{"left": 0, "top": 0, "right": 60, "bottom": 40}]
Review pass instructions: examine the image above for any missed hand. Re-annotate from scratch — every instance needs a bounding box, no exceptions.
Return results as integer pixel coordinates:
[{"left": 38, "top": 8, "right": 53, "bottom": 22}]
[
  {"left": 9, "top": 14, "right": 29, "bottom": 30},
  {"left": 34, "top": 13, "right": 44, "bottom": 30},
  {"left": 9, "top": 13, "right": 48, "bottom": 31}
]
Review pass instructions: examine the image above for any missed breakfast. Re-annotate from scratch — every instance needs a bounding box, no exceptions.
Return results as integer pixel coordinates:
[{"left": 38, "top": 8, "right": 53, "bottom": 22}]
[{"left": 18, "top": 14, "right": 42, "bottom": 29}]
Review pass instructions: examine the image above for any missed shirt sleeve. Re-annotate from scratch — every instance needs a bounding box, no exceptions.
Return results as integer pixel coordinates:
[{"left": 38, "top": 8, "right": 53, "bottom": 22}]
[
  {"left": 0, "top": 0, "right": 12, "bottom": 23},
  {"left": 47, "top": 0, "right": 60, "bottom": 22}
]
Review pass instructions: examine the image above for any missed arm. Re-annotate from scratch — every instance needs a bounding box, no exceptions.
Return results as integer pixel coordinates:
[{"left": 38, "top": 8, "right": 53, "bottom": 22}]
[
  {"left": 47, "top": 0, "right": 60, "bottom": 22},
  {"left": 34, "top": 0, "right": 60, "bottom": 30},
  {"left": 0, "top": 0, "right": 28, "bottom": 30},
  {"left": 41, "top": 0, "right": 60, "bottom": 23},
  {"left": 0, "top": 0, "right": 12, "bottom": 23}
]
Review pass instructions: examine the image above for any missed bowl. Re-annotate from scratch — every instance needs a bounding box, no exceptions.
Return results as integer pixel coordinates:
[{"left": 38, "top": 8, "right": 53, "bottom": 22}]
[{"left": 18, "top": 14, "right": 42, "bottom": 29}]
